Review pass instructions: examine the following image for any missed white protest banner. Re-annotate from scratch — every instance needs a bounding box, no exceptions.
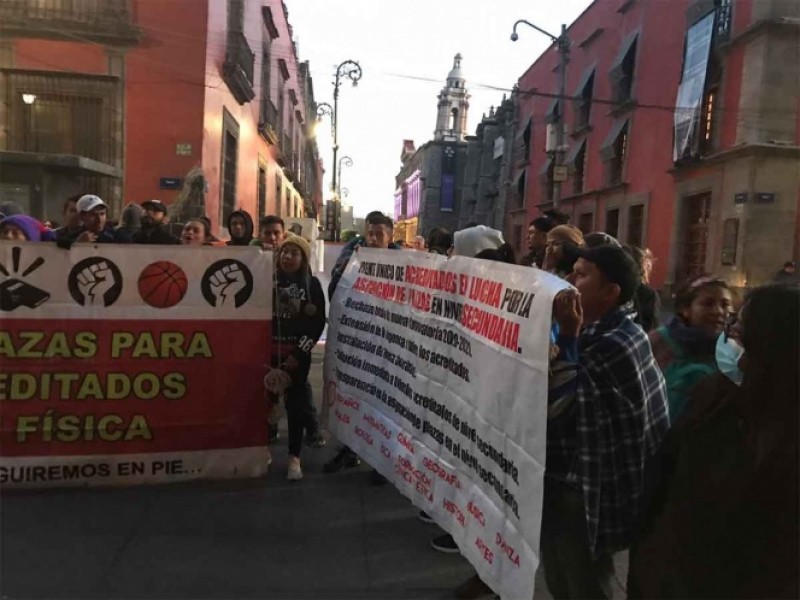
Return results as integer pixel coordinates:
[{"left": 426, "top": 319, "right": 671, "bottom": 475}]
[{"left": 324, "top": 249, "right": 568, "bottom": 600}]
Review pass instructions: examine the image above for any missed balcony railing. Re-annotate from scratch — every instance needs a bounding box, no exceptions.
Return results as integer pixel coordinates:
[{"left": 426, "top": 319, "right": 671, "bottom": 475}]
[
  {"left": 1, "top": 68, "right": 120, "bottom": 166},
  {"left": 258, "top": 98, "right": 279, "bottom": 144},
  {"left": 223, "top": 31, "right": 255, "bottom": 105},
  {"left": 0, "top": 0, "right": 140, "bottom": 45}
]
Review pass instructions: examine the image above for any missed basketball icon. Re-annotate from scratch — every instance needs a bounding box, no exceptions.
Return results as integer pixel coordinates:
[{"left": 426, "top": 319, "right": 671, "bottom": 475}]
[{"left": 137, "top": 261, "right": 188, "bottom": 309}]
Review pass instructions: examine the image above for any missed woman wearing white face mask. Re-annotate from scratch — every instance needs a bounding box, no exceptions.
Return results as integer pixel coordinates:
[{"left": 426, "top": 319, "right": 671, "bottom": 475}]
[{"left": 628, "top": 283, "right": 799, "bottom": 599}]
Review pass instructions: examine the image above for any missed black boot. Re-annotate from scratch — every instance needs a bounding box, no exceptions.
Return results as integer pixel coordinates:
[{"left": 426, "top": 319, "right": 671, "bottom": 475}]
[{"left": 323, "top": 446, "right": 360, "bottom": 473}]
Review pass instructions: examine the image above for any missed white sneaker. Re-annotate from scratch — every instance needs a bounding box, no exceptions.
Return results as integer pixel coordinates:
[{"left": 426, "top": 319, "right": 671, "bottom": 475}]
[{"left": 287, "top": 456, "right": 303, "bottom": 481}]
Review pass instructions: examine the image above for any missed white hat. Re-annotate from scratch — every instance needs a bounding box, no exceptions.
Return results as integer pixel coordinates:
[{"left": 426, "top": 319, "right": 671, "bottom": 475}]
[
  {"left": 453, "top": 225, "right": 504, "bottom": 257},
  {"left": 77, "top": 194, "right": 108, "bottom": 213}
]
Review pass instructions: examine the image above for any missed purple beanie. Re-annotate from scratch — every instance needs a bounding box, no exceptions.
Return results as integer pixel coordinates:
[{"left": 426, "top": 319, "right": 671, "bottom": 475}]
[{"left": 0, "top": 215, "right": 55, "bottom": 242}]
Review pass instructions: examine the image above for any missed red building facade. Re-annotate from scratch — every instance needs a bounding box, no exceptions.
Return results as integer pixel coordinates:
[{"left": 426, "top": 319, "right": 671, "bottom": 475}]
[
  {"left": 0, "top": 0, "right": 322, "bottom": 235},
  {"left": 508, "top": 0, "right": 799, "bottom": 289}
]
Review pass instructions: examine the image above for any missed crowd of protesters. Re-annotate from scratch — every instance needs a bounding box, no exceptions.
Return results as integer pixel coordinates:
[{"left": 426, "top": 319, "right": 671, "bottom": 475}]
[{"left": 2, "top": 195, "right": 798, "bottom": 599}]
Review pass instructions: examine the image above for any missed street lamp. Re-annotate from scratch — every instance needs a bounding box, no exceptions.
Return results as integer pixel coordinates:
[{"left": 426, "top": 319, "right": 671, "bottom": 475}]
[
  {"left": 22, "top": 93, "right": 36, "bottom": 105},
  {"left": 316, "top": 102, "right": 334, "bottom": 138},
  {"left": 337, "top": 155, "right": 353, "bottom": 199},
  {"left": 511, "top": 19, "right": 570, "bottom": 209},
  {"left": 327, "top": 59, "right": 362, "bottom": 241}
]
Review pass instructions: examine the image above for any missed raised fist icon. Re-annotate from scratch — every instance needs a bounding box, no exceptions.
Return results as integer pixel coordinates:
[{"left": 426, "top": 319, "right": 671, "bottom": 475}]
[
  {"left": 201, "top": 259, "right": 254, "bottom": 309},
  {"left": 68, "top": 257, "right": 123, "bottom": 308},
  {"left": 208, "top": 263, "right": 246, "bottom": 307}
]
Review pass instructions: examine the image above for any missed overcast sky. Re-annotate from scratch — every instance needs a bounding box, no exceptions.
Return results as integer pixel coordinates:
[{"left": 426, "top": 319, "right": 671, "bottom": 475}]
[{"left": 285, "top": 0, "right": 593, "bottom": 218}]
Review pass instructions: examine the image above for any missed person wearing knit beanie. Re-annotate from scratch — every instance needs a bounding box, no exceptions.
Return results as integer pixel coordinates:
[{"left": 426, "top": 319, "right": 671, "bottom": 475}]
[
  {"left": 0, "top": 215, "right": 56, "bottom": 242},
  {"left": 281, "top": 233, "right": 311, "bottom": 266},
  {"left": 453, "top": 225, "right": 505, "bottom": 257},
  {"left": 544, "top": 224, "right": 585, "bottom": 278}
]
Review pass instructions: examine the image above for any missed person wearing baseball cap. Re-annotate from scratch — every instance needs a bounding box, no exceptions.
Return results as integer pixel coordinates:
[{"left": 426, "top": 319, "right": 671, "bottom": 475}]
[
  {"left": 133, "top": 199, "right": 179, "bottom": 245},
  {"left": 57, "top": 194, "right": 130, "bottom": 247},
  {"left": 543, "top": 243, "right": 669, "bottom": 597}
]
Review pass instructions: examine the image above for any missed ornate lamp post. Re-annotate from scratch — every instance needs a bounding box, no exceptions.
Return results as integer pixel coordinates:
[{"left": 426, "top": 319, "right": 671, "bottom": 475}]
[
  {"left": 337, "top": 155, "right": 353, "bottom": 199},
  {"left": 511, "top": 20, "right": 570, "bottom": 209},
  {"left": 324, "top": 59, "right": 362, "bottom": 241}
]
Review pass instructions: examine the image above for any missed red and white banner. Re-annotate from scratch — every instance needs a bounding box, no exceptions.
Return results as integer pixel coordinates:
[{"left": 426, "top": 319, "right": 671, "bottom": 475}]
[
  {"left": 324, "top": 249, "right": 568, "bottom": 600},
  {"left": 0, "top": 243, "right": 272, "bottom": 488}
]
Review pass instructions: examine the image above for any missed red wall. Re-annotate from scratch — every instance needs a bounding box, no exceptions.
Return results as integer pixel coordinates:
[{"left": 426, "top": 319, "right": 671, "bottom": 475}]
[
  {"left": 124, "top": 0, "right": 209, "bottom": 208},
  {"left": 517, "top": 0, "right": 694, "bottom": 287}
]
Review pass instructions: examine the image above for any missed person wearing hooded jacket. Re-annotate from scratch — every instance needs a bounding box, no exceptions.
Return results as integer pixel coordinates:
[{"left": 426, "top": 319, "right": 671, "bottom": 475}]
[
  {"left": 0, "top": 215, "right": 56, "bottom": 242},
  {"left": 267, "top": 234, "right": 326, "bottom": 481},
  {"left": 226, "top": 210, "right": 254, "bottom": 246}
]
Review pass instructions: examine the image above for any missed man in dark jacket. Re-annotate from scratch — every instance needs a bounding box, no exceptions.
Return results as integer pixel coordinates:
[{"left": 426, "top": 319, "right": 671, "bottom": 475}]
[
  {"left": 133, "top": 199, "right": 180, "bottom": 245},
  {"left": 54, "top": 195, "right": 83, "bottom": 242},
  {"left": 227, "top": 210, "right": 254, "bottom": 246},
  {"left": 57, "top": 195, "right": 130, "bottom": 247}
]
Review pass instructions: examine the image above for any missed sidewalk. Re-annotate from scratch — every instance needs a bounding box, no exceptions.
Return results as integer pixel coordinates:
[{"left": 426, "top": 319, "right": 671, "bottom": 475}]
[{"left": 0, "top": 351, "right": 627, "bottom": 599}]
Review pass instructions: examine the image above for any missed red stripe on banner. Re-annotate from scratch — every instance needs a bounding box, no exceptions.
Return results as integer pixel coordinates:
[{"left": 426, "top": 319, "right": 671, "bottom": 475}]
[{"left": 0, "top": 319, "right": 270, "bottom": 457}]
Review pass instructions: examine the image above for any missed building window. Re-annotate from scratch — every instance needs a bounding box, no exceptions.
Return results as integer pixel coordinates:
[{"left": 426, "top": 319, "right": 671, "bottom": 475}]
[
  {"left": 601, "top": 119, "right": 629, "bottom": 186},
  {"left": 606, "top": 208, "right": 620, "bottom": 238},
  {"left": 285, "top": 187, "right": 291, "bottom": 218},
  {"left": 610, "top": 34, "right": 638, "bottom": 105},
  {"left": 220, "top": 109, "right": 239, "bottom": 226},
  {"left": 275, "top": 177, "right": 282, "bottom": 216},
  {"left": 450, "top": 108, "right": 459, "bottom": 131},
  {"left": 715, "top": 0, "right": 732, "bottom": 41},
  {"left": 574, "top": 142, "right": 587, "bottom": 195},
  {"left": 257, "top": 163, "right": 267, "bottom": 219},
  {"left": 575, "top": 71, "right": 595, "bottom": 130},
  {"left": 517, "top": 170, "right": 526, "bottom": 207},
  {"left": 720, "top": 217, "right": 738, "bottom": 265},
  {"left": 227, "top": 0, "right": 244, "bottom": 34},
  {"left": 522, "top": 120, "right": 532, "bottom": 161},
  {"left": 277, "top": 77, "right": 285, "bottom": 136},
  {"left": 578, "top": 212, "right": 594, "bottom": 234},
  {"left": 627, "top": 203, "right": 645, "bottom": 247},
  {"left": 259, "top": 45, "right": 272, "bottom": 124},
  {"left": 700, "top": 88, "right": 717, "bottom": 154}
]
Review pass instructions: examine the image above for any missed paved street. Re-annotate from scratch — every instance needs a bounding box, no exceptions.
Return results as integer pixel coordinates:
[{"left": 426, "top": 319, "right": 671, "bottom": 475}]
[{"left": 0, "top": 350, "right": 626, "bottom": 599}]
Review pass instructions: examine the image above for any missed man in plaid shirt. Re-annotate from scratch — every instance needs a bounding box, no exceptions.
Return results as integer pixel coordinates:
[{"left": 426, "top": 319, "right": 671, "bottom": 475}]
[{"left": 544, "top": 245, "right": 670, "bottom": 599}]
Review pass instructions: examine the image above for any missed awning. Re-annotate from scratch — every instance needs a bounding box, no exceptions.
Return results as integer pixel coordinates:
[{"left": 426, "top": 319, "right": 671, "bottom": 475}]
[
  {"left": 538, "top": 157, "right": 553, "bottom": 183},
  {"left": 609, "top": 31, "right": 639, "bottom": 79},
  {"left": 600, "top": 118, "right": 629, "bottom": 161},
  {"left": 565, "top": 138, "right": 587, "bottom": 167},
  {"left": 545, "top": 98, "right": 560, "bottom": 124},
  {"left": 515, "top": 115, "right": 532, "bottom": 142},
  {"left": 572, "top": 64, "right": 596, "bottom": 97}
]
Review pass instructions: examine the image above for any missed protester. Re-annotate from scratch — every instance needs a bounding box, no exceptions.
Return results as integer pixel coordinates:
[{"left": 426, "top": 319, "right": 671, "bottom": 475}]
[
  {"left": 474, "top": 242, "right": 516, "bottom": 264},
  {"left": 131, "top": 199, "right": 179, "bottom": 245},
  {"left": 412, "top": 235, "right": 427, "bottom": 251},
  {"left": 251, "top": 215, "right": 286, "bottom": 250},
  {"left": 0, "top": 215, "right": 55, "bottom": 242},
  {"left": 227, "top": 210, "right": 254, "bottom": 246},
  {"left": 543, "top": 224, "right": 584, "bottom": 278},
  {"left": 628, "top": 283, "right": 799, "bottom": 599},
  {"left": 327, "top": 211, "right": 398, "bottom": 301},
  {"left": 57, "top": 195, "right": 131, "bottom": 246},
  {"left": 539, "top": 244, "right": 669, "bottom": 599},
  {"left": 426, "top": 227, "right": 453, "bottom": 256},
  {"left": 325, "top": 212, "right": 399, "bottom": 474},
  {"left": 544, "top": 208, "right": 570, "bottom": 226},
  {"left": 624, "top": 244, "right": 660, "bottom": 332},
  {"left": 523, "top": 216, "right": 554, "bottom": 267},
  {"left": 117, "top": 203, "right": 143, "bottom": 239},
  {"left": 452, "top": 224, "right": 504, "bottom": 258},
  {"left": 54, "top": 195, "right": 82, "bottom": 241},
  {"left": 583, "top": 231, "right": 621, "bottom": 249},
  {"left": 267, "top": 234, "right": 326, "bottom": 481},
  {"left": 181, "top": 218, "right": 212, "bottom": 245},
  {"left": 772, "top": 260, "right": 799, "bottom": 284},
  {"left": 649, "top": 276, "right": 734, "bottom": 420}
]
